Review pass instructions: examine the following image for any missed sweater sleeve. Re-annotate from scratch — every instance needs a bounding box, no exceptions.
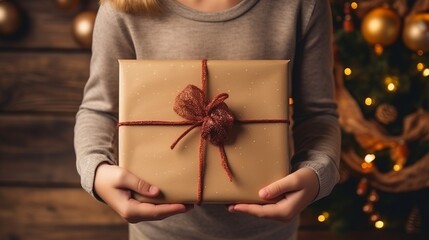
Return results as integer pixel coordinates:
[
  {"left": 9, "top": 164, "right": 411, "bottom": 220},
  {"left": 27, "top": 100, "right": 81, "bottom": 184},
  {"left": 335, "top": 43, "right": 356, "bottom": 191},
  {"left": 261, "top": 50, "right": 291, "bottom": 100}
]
[
  {"left": 74, "top": 3, "right": 135, "bottom": 198},
  {"left": 291, "top": 0, "right": 341, "bottom": 201}
]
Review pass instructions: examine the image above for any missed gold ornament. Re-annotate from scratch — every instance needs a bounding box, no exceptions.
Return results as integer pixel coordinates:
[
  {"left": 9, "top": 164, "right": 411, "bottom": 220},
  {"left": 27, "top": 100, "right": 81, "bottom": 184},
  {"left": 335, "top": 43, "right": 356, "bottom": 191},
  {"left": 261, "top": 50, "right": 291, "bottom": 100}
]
[
  {"left": 361, "top": 7, "right": 401, "bottom": 46},
  {"left": 55, "top": 0, "right": 81, "bottom": 10},
  {"left": 403, "top": 13, "right": 429, "bottom": 52},
  {"left": 375, "top": 103, "right": 398, "bottom": 124},
  {"left": 0, "top": 1, "right": 22, "bottom": 36},
  {"left": 71, "top": 10, "right": 97, "bottom": 48}
]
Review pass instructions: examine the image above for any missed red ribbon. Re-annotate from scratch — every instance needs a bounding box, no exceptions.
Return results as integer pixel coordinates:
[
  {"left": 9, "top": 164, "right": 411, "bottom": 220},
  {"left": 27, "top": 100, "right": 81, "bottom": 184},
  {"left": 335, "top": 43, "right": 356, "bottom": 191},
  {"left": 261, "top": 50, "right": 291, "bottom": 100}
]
[{"left": 118, "top": 59, "right": 289, "bottom": 205}]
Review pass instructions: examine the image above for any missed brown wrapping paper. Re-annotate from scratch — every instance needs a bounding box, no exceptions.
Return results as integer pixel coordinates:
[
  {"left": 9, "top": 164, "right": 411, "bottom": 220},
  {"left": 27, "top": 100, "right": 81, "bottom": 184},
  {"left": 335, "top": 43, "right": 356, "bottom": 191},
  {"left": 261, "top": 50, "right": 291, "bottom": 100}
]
[{"left": 118, "top": 60, "right": 290, "bottom": 204}]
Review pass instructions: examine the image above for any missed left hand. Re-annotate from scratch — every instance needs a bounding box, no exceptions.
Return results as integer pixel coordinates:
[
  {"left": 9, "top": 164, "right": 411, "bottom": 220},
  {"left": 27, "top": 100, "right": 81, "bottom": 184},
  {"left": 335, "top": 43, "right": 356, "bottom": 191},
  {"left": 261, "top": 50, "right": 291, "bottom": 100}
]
[{"left": 228, "top": 167, "right": 319, "bottom": 223}]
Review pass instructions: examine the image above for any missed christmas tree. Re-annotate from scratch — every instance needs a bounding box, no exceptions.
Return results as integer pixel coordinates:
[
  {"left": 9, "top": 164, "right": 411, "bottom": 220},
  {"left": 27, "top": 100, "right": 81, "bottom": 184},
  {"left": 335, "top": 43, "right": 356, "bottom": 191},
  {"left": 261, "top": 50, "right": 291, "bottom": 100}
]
[{"left": 310, "top": 0, "right": 429, "bottom": 234}]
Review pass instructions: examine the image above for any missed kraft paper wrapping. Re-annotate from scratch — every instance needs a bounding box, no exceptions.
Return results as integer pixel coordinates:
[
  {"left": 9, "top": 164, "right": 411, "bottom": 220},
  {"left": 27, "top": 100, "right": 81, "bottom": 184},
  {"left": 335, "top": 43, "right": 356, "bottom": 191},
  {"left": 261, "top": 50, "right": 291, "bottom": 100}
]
[{"left": 118, "top": 60, "right": 290, "bottom": 204}]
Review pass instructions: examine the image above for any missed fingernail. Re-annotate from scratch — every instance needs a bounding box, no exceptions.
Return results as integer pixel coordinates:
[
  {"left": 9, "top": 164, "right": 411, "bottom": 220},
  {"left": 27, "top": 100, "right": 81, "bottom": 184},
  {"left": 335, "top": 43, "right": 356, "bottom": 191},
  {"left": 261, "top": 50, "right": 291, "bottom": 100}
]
[
  {"left": 259, "top": 188, "right": 269, "bottom": 199},
  {"left": 149, "top": 185, "right": 159, "bottom": 194},
  {"left": 228, "top": 205, "right": 235, "bottom": 212}
]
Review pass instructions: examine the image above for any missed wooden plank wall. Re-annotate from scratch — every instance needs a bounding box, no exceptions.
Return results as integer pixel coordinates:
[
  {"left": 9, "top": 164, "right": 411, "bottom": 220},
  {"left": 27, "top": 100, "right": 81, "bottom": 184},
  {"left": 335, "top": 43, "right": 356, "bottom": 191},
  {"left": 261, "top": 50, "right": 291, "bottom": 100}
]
[
  {"left": 0, "top": 1, "right": 128, "bottom": 239},
  {"left": 0, "top": 1, "right": 418, "bottom": 239}
]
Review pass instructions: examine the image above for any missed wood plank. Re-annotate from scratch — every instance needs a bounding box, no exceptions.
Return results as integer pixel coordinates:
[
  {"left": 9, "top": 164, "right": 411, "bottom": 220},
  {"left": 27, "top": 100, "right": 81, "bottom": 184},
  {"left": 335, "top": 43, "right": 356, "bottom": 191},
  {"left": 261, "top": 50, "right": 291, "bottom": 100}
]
[
  {"left": 0, "top": 115, "right": 79, "bottom": 185},
  {"left": 2, "top": 225, "right": 128, "bottom": 240},
  {"left": 0, "top": 187, "right": 124, "bottom": 225},
  {"left": 0, "top": 52, "right": 89, "bottom": 113},
  {"left": 0, "top": 0, "right": 99, "bottom": 49},
  {"left": 0, "top": 187, "right": 127, "bottom": 240}
]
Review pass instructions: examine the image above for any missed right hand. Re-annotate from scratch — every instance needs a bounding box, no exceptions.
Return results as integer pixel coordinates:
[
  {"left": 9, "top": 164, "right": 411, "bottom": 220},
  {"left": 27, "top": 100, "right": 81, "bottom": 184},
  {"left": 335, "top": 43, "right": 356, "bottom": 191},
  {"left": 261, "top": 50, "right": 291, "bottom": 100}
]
[{"left": 94, "top": 163, "right": 191, "bottom": 223}]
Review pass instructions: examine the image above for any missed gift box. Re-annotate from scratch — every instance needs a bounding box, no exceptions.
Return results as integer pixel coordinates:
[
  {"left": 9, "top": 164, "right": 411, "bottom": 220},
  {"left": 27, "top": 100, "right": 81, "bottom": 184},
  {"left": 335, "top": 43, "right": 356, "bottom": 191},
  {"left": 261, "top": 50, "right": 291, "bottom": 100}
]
[{"left": 118, "top": 59, "right": 290, "bottom": 204}]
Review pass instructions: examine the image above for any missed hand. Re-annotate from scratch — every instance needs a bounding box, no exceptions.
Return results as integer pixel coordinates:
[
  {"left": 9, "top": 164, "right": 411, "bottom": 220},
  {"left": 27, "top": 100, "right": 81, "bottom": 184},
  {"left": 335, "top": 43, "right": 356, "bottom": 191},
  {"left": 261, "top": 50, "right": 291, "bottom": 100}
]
[
  {"left": 228, "top": 167, "right": 319, "bottom": 223},
  {"left": 94, "top": 163, "right": 191, "bottom": 223}
]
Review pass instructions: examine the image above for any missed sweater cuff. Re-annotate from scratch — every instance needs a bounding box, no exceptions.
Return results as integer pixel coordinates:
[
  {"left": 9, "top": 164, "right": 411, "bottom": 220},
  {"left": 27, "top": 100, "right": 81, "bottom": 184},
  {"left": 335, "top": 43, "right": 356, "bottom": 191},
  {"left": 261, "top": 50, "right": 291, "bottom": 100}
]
[
  {"left": 80, "top": 154, "right": 115, "bottom": 201},
  {"left": 292, "top": 151, "right": 340, "bottom": 201}
]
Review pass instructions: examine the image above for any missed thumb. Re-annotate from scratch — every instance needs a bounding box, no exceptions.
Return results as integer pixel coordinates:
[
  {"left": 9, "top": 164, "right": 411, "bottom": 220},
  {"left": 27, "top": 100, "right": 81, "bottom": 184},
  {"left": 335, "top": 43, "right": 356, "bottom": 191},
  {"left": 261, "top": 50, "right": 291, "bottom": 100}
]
[
  {"left": 116, "top": 169, "right": 160, "bottom": 197},
  {"left": 259, "top": 174, "right": 300, "bottom": 200}
]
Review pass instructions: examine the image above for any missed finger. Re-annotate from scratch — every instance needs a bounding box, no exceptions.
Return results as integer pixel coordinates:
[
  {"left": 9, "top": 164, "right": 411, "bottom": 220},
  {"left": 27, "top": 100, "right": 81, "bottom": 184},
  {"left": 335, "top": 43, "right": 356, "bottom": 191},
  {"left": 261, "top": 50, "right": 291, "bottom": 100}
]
[
  {"left": 115, "top": 168, "right": 159, "bottom": 197},
  {"left": 228, "top": 202, "right": 293, "bottom": 222},
  {"left": 259, "top": 174, "right": 300, "bottom": 200},
  {"left": 229, "top": 191, "right": 306, "bottom": 223},
  {"left": 126, "top": 199, "right": 189, "bottom": 222}
]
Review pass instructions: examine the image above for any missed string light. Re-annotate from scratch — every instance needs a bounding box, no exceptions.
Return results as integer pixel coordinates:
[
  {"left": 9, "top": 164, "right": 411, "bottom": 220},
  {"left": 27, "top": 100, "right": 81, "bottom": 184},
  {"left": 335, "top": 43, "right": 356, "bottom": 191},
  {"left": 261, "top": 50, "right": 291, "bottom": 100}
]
[
  {"left": 393, "top": 164, "right": 402, "bottom": 171},
  {"left": 317, "top": 212, "right": 330, "bottom": 222},
  {"left": 344, "top": 67, "right": 352, "bottom": 76},
  {"left": 288, "top": 97, "right": 294, "bottom": 105},
  {"left": 350, "top": 2, "right": 358, "bottom": 9},
  {"left": 363, "top": 203, "right": 374, "bottom": 213},
  {"left": 423, "top": 68, "right": 429, "bottom": 77},
  {"left": 417, "top": 50, "right": 424, "bottom": 56},
  {"left": 361, "top": 162, "right": 373, "bottom": 170},
  {"left": 361, "top": 154, "right": 375, "bottom": 170},
  {"left": 387, "top": 83, "right": 396, "bottom": 92},
  {"left": 374, "top": 44, "right": 384, "bottom": 55},
  {"left": 364, "top": 97, "right": 373, "bottom": 106},
  {"left": 384, "top": 75, "right": 399, "bottom": 92},
  {"left": 417, "top": 63, "right": 424, "bottom": 71},
  {"left": 370, "top": 213, "right": 380, "bottom": 222},
  {"left": 375, "top": 220, "right": 385, "bottom": 229},
  {"left": 364, "top": 154, "right": 376, "bottom": 163}
]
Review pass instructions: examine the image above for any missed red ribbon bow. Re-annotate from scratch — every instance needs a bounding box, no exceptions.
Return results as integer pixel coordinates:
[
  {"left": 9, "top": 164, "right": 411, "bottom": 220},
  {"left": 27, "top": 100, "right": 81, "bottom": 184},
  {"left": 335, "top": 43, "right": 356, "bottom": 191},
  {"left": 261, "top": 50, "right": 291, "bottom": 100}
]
[{"left": 170, "top": 83, "right": 235, "bottom": 204}]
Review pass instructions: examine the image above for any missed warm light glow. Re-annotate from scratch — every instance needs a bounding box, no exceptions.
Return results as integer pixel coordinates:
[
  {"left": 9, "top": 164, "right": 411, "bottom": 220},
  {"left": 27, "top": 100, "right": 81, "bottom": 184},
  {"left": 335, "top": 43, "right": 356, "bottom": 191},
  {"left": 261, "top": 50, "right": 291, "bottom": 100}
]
[
  {"left": 417, "top": 63, "right": 425, "bottom": 71},
  {"left": 289, "top": 97, "right": 294, "bottom": 105},
  {"left": 361, "top": 162, "right": 374, "bottom": 169},
  {"left": 318, "top": 215, "right": 326, "bottom": 222},
  {"left": 365, "top": 97, "right": 373, "bottom": 106},
  {"left": 393, "top": 164, "right": 402, "bottom": 171},
  {"left": 387, "top": 83, "right": 396, "bottom": 92},
  {"left": 350, "top": 2, "right": 358, "bottom": 9},
  {"left": 322, "top": 212, "right": 330, "bottom": 218},
  {"left": 363, "top": 203, "right": 374, "bottom": 213},
  {"left": 364, "top": 154, "right": 376, "bottom": 163},
  {"left": 370, "top": 213, "right": 380, "bottom": 222},
  {"left": 417, "top": 50, "right": 424, "bottom": 56},
  {"left": 374, "top": 44, "right": 384, "bottom": 55},
  {"left": 344, "top": 68, "right": 352, "bottom": 76},
  {"left": 317, "top": 212, "right": 330, "bottom": 222},
  {"left": 384, "top": 76, "right": 399, "bottom": 92},
  {"left": 0, "top": 7, "right": 6, "bottom": 22},
  {"left": 375, "top": 220, "right": 385, "bottom": 229},
  {"left": 423, "top": 68, "right": 429, "bottom": 77}
]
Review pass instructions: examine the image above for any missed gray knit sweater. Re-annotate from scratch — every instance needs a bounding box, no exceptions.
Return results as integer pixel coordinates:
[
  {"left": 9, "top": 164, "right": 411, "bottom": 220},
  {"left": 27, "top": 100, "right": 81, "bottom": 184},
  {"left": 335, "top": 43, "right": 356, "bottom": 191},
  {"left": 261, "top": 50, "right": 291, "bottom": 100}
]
[{"left": 74, "top": 0, "right": 341, "bottom": 239}]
